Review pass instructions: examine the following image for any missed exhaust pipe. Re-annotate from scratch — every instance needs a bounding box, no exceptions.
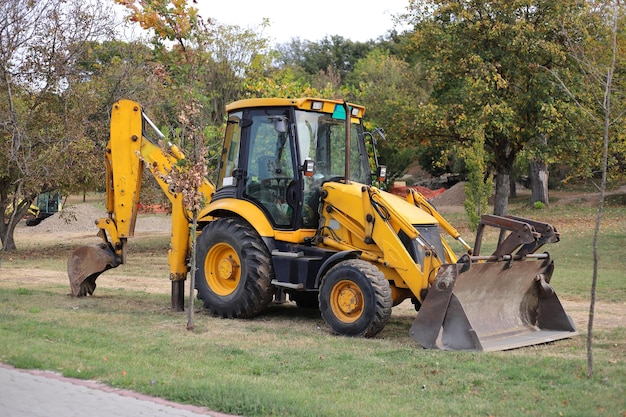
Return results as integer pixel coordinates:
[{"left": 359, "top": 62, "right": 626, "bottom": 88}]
[{"left": 67, "top": 243, "right": 120, "bottom": 296}]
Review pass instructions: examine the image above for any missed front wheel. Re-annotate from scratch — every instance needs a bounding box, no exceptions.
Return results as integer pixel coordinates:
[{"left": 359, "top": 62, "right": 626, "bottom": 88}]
[
  {"left": 195, "top": 218, "right": 274, "bottom": 318},
  {"left": 319, "top": 259, "right": 392, "bottom": 337}
]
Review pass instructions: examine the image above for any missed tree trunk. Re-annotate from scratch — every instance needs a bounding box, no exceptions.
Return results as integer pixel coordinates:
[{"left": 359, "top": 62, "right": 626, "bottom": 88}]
[
  {"left": 0, "top": 228, "right": 17, "bottom": 252},
  {"left": 509, "top": 178, "right": 517, "bottom": 199},
  {"left": 493, "top": 172, "right": 510, "bottom": 216},
  {"left": 529, "top": 161, "right": 549, "bottom": 206},
  {"left": 1, "top": 199, "right": 33, "bottom": 252},
  {"left": 187, "top": 211, "right": 198, "bottom": 331},
  {"left": 529, "top": 139, "right": 549, "bottom": 206}
]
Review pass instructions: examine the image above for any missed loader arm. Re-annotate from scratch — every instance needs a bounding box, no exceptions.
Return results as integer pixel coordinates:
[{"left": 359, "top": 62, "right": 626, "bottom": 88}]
[
  {"left": 316, "top": 181, "right": 576, "bottom": 351},
  {"left": 68, "top": 100, "right": 215, "bottom": 307},
  {"left": 318, "top": 182, "right": 450, "bottom": 305},
  {"left": 405, "top": 188, "right": 472, "bottom": 253}
]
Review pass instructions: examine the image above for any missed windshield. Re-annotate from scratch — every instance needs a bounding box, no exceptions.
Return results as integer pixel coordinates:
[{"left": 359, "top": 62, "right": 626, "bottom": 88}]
[{"left": 294, "top": 109, "right": 370, "bottom": 184}]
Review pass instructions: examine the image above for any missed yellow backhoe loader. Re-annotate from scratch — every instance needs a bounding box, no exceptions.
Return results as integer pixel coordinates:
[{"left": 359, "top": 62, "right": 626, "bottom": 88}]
[{"left": 68, "top": 98, "right": 577, "bottom": 351}]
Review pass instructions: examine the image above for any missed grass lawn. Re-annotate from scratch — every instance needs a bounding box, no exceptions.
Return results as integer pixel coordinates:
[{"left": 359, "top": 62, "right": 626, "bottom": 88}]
[{"left": 0, "top": 195, "right": 625, "bottom": 417}]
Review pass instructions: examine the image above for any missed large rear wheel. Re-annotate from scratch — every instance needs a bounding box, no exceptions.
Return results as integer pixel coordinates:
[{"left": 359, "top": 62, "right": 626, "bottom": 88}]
[
  {"left": 195, "top": 218, "right": 274, "bottom": 318},
  {"left": 319, "top": 259, "right": 392, "bottom": 337}
]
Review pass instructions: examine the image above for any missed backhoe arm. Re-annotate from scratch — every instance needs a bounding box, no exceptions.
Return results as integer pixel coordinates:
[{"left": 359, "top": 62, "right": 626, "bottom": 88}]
[{"left": 68, "top": 99, "right": 215, "bottom": 305}]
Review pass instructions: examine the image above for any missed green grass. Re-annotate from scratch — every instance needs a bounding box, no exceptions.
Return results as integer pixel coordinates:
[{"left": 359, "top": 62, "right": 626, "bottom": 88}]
[
  {"left": 441, "top": 203, "right": 626, "bottom": 304},
  {"left": 508, "top": 205, "right": 626, "bottom": 303},
  {"left": 0, "top": 286, "right": 624, "bottom": 417},
  {"left": 1, "top": 199, "right": 625, "bottom": 416}
]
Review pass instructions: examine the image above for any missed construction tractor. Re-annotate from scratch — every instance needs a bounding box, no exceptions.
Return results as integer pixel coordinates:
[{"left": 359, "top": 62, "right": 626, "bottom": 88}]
[
  {"left": 3, "top": 192, "right": 62, "bottom": 226},
  {"left": 68, "top": 98, "right": 577, "bottom": 351},
  {"left": 26, "top": 192, "right": 63, "bottom": 226}
]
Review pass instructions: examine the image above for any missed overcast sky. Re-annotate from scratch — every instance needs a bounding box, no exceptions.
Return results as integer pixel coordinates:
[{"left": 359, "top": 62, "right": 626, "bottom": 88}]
[{"left": 194, "top": 0, "right": 411, "bottom": 44}]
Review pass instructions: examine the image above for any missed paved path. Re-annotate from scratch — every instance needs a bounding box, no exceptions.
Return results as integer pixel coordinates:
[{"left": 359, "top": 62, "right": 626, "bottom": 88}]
[{"left": 0, "top": 363, "right": 239, "bottom": 417}]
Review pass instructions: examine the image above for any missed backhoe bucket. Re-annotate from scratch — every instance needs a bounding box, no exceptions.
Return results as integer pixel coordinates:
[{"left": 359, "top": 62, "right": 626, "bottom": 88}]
[
  {"left": 68, "top": 243, "right": 120, "bottom": 297},
  {"left": 410, "top": 257, "right": 577, "bottom": 351}
]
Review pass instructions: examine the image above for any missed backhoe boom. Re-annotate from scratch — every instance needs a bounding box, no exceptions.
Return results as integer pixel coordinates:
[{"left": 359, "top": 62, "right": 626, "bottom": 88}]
[{"left": 68, "top": 100, "right": 214, "bottom": 309}]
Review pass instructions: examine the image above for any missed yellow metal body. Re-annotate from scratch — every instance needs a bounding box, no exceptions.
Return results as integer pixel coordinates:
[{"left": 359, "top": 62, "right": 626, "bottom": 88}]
[
  {"left": 97, "top": 98, "right": 458, "bottom": 304},
  {"left": 101, "top": 99, "right": 216, "bottom": 281},
  {"left": 225, "top": 97, "right": 365, "bottom": 120},
  {"left": 404, "top": 188, "right": 472, "bottom": 253},
  {"left": 316, "top": 181, "right": 459, "bottom": 305}
]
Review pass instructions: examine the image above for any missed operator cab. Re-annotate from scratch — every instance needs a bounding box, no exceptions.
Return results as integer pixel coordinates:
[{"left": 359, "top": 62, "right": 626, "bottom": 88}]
[{"left": 215, "top": 98, "right": 372, "bottom": 230}]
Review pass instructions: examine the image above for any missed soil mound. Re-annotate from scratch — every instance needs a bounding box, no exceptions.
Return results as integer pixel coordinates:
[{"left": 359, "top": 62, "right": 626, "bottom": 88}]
[
  {"left": 19, "top": 204, "right": 103, "bottom": 234},
  {"left": 18, "top": 203, "right": 171, "bottom": 235},
  {"left": 430, "top": 181, "right": 467, "bottom": 206}
]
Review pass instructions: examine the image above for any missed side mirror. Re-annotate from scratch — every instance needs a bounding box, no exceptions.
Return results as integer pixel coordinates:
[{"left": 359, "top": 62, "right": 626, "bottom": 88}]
[
  {"left": 376, "top": 165, "right": 387, "bottom": 182},
  {"left": 301, "top": 159, "right": 315, "bottom": 177}
]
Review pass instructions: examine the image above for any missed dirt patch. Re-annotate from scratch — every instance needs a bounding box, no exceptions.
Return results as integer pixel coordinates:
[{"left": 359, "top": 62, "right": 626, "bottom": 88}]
[
  {"left": 561, "top": 299, "right": 626, "bottom": 332},
  {"left": 20, "top": 204, "right": 106, "bottom": 234},
  {"left": 550, "top": 185, "right": 626, "bottom": 207},
  {"left": 426, "top": 182, "right": 626, "bottom": 209},
  {"left": 3, "top": 202, "right": 174, "bottom": 294},
  {"left": 16, "top": 203, "right": 172, "bottom": 236},
  {"left": 0, "top": 268, "right": 170, "bottom": 295},
  {"left": 4, "top": 200, "right": 626, "bottom": 334},
  {"left": 2, "top": 266, "right": 623, "bottom": 332}
]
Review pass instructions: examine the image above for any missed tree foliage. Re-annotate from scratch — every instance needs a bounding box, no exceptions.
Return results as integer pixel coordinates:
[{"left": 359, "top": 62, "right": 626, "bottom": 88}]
[
  {"left": 0, "top": 0, "right": 116, "bottom": 251},
  {"left": 461, "top": 138, "right": 493, "bottom": 230},
  {"left": 276, "top": 35, "right": 375, "bottom": 82},
  {"left": 1, "top": 0, "right": 623, "bottom": 253},
  {"left": 547, "top": 0, "right": 626, "bottom": 184},
  {"left": 405, "top": 0, "right": 585, "bottom": 215}
]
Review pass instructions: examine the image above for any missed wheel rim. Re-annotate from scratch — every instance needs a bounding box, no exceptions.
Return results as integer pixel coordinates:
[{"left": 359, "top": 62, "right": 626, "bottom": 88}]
[
  {"left": 329, "top": 279, "right": 364, "bottom": 323},
  {"left": 205, "top": 242, "right": 241, "bottom": 296}
]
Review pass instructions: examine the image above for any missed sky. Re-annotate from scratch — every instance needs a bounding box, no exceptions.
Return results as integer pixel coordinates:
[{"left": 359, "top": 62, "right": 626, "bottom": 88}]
[{"left": 193, "top": 0, "right": 412, "bottom": 44}]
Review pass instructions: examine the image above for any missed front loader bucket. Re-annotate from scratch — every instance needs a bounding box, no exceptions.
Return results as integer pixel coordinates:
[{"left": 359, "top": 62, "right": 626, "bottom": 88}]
[
  {"left": 410, "top": 257, "right": 577, "bottom": 351},
  {"left": 67, "top": 243, "right": 120, "bottom": 297}
]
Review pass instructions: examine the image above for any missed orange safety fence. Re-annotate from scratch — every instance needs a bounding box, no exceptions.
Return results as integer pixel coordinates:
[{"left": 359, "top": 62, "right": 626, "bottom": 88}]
[{"left": 389, "top": 185, "right": 446, "bottom": 200}]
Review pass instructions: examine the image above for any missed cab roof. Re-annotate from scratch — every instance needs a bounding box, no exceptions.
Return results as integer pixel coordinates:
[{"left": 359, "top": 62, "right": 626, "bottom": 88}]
[{"left": 226, "top": 97, "right": 366, "bottom": 119}]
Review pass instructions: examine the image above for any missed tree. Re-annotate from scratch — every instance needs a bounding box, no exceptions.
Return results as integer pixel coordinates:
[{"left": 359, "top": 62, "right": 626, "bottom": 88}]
[
  {"left": 404, "top": 0, "right": 584, "bottom": 215},
  {"left": 159, "top": 102, "right": 208, "bottom": 327},
  {"left": 0, "top": 0, "right": 116, "bottom": 251},
  {"left": 546, "top": 0, "right": 626, "bottom": 378},
  {"left": 115, "top": 0, "right": 272, "bottom": 148},
  {"left": 461, "top": 134, "right": 494, "bottom": 230},
  {"left": 347, "top": 49, "right": 429, "bottom": 145},
  {"left": 275, "top": 36, "right": 375, "bottom": 83}
]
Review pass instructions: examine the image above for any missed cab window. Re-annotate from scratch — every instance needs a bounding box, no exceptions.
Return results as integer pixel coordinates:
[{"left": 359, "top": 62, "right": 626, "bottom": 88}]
[
  {"left": 216, "top": 112, "right": 242, "bottom": 189},
  {"left": 244, "top": 109, "right": 297, "bottom": 227}
]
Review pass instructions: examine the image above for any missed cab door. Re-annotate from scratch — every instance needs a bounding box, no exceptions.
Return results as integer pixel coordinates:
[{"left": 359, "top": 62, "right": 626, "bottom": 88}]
[{"left": 241, "top": 108, "right": 300, "bottom": 228}]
